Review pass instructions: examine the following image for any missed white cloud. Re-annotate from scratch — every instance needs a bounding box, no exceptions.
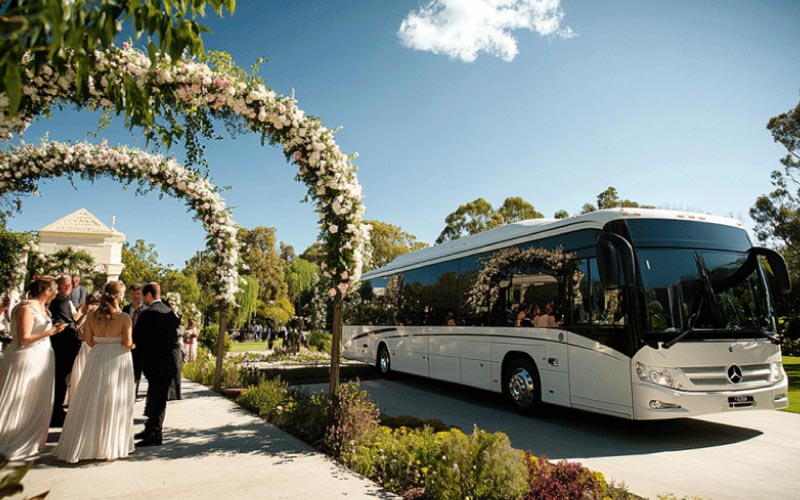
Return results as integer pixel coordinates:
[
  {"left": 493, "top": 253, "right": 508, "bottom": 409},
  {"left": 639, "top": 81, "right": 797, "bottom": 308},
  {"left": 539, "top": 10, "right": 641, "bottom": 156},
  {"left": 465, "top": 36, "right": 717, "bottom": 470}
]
[{"left": 397, "top": 0, "right": 575, "bottom": 63}]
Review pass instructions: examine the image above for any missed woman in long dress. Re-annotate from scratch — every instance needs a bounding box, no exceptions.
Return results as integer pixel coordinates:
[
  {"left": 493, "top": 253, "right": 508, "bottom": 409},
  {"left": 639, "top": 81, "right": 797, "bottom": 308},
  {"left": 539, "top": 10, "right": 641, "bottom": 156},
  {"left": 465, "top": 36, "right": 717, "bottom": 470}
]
[
  {"left": 67, "top": 292, "right": 101, "bottom": 403},
  {"left": 55, "top": 281, "right": 135, "bottom": 463},
  {"left": 0, "top": 277, "right": 68, "bottom": 460}
]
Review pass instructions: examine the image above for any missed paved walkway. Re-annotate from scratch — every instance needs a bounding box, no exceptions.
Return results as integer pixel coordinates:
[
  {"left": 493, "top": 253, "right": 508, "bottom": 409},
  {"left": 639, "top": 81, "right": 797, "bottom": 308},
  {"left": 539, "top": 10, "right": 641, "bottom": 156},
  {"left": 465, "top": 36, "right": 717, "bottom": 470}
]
[{"left": 13, "top": 380, "right": 397, "bottom": 500}]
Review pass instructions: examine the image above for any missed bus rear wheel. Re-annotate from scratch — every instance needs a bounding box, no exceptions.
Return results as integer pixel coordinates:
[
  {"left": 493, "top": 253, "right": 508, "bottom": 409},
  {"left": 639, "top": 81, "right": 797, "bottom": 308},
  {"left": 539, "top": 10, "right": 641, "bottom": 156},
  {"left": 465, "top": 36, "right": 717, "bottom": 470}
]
[
  {"left": 504, "top": 357, "right": 542, "bottom": 415},
  {"left": 377, "top": 344, "right": 392, "bottom": 377}
]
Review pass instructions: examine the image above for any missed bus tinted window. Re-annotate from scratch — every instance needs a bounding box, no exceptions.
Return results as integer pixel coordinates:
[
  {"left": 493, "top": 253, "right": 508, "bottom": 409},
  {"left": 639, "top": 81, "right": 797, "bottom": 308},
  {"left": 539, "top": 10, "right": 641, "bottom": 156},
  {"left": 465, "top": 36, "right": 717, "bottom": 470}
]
[{"left": 626, "top": 220, "right": 750, "bottom": 251}]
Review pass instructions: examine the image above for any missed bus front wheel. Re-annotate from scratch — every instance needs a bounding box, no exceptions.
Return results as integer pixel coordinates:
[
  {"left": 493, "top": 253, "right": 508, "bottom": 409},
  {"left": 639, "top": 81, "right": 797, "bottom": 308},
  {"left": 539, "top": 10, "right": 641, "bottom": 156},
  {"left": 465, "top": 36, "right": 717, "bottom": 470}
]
[
  {"left": 504, "top": 357, "right": 542, "bottom": 415},
  {"left": 377, "top": 344, "right": 392, "bottom": 377}
]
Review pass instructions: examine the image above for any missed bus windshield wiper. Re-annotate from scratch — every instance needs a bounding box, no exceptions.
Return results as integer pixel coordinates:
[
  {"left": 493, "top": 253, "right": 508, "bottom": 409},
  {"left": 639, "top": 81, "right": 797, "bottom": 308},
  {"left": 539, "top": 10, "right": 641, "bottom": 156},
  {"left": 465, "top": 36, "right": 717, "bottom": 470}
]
[
  {"left": 663, "top": 295, "right": 702, "bottom": 349},
  {"left": 663, "top": 253, "right": 723, "bottom": 349}
]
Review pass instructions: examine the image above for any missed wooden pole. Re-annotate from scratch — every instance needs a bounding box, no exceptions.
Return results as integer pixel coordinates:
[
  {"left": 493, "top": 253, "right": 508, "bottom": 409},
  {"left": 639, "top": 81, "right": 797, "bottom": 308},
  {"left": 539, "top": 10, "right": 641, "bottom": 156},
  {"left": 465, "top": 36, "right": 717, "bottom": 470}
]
[
  {"left": 213, "top": 303, "right": 229, "bottom": 393},
  {"left": 329, "top": 291, "right": 343, "bottom": 399}
]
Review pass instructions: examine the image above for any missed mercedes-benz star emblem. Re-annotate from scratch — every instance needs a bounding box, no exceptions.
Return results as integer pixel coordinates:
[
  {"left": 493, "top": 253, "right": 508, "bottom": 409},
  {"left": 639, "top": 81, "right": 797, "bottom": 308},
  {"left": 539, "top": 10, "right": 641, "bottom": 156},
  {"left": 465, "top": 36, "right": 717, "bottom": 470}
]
[{"left": 727, "top": 365, "right": 743, "bottom": 384}]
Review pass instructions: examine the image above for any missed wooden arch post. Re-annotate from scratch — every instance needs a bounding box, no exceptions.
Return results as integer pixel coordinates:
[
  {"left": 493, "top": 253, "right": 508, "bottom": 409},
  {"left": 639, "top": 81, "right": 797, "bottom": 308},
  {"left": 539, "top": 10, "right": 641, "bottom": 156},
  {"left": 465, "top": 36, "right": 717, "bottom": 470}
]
[
  {"left": 329, "top": 290, "right": 344, "bottom": 398},
  {"left": 213, "top": 303, "right": 229, "bottom": 393}
]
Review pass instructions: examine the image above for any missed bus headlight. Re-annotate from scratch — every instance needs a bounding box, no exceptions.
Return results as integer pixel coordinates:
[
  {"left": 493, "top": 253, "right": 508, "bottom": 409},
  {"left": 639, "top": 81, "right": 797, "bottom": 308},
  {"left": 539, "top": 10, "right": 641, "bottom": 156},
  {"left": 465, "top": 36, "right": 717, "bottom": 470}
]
[
  {"left": 636, "top": 362, "right": 683, "bottom": 389},
  {"left": 770, "top": 363, "right": 785, "bottom": 383}
]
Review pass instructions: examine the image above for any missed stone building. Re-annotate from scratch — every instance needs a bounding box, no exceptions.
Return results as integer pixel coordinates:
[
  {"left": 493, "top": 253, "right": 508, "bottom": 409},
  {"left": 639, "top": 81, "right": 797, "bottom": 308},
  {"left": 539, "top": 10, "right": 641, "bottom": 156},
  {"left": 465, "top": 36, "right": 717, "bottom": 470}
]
[{"left": 38, "top": 208, "right": 126, "bottom": 281}]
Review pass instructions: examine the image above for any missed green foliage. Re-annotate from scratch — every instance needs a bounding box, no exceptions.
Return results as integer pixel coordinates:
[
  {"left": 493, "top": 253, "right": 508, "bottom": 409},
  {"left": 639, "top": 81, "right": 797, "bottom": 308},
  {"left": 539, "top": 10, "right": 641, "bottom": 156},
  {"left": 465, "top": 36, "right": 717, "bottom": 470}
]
[
  {"left": 325, "top": 383, "right": 381, "bottom": 459},
  {"left": 276, "top": 390, "right": 329, "bottom": 445},
  {"left": 258, "top": 296, "right": 294, "bottom": 328},
  {"left": 0, "top": 225, "right": 34, "bottom": 295},
  {"left": 300, "top": 241, "right": 326, "bottom": 267},
  {"left": 553, "top": 209, "right": 570, "bottom": 219},
  {"left": 782, "top": 356, "right": 800, "bottom": 414},
  {"left": 581, "top": 187, "right": 655, "bottom": 214},
  {"left": 751, "top": 97, "right": 800, "bottom": 312},
  {"left": 285, "top": 257, "right": 319, "bottom": 301},
  {"left": 237, "top": 378, "right": 290, "bottom": 420},
  {"left": 238, "top": 226, "right": 288, "bottom": 302},
  {"left": 0, "top": 0, "right": 234, "bottom": 120},
  {"left": 161, "top": 269, "right": 201, "bottom": 307},
  {"left": 0, "top": 454, "right": 46, "bottom": 499},
  {"left": 120, "top": 239, "right": 164, "bottom": 285},
  {"left": 436, "top": 197, "right": 544, "bottom": 244},
  {"left": 430, "top": 427, "right": 528, "bottom": 500},
  {"left": 379, "top": 415, "right": 452, "bottom": 433},
  {"left": 307, "top": 330, "right": 332, "bottom": 353},
  {"left": 40, "top": 247, "right": 96, "bottom": 278},
  {"left": 344, "top": 426, "right": 528, "bottom": 500},
  {"left": 365, "top": 219, "right": 428, "bottom": 271},
  {"left": 232, "top": 276, "right": 259, "bottom": 329},
  {"left": 198, "top": 324, "right": 231, "bottom": 355}
]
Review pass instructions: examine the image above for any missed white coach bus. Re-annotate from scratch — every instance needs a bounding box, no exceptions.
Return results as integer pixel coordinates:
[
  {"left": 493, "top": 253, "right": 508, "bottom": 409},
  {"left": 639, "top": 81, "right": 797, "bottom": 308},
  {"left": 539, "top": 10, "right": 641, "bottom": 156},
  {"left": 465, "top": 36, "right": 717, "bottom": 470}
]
[{"left": 342, "top": 209, "right": 791, "bottom": 420}]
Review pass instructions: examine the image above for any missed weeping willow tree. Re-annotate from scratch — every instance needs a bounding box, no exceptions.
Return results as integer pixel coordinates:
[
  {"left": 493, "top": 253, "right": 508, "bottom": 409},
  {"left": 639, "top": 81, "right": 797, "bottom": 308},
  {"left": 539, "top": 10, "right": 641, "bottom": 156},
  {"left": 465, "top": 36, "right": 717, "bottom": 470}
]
[{"left": 231, "top": 276, "right": 259, "bottom": 330}]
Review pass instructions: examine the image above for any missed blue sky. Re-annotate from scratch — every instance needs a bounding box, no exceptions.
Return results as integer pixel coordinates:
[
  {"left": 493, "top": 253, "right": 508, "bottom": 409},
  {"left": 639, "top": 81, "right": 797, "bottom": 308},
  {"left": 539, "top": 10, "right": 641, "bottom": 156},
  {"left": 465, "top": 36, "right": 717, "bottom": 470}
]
[{"left": 5, "top": 0, "right": 800, "bottom": 268}]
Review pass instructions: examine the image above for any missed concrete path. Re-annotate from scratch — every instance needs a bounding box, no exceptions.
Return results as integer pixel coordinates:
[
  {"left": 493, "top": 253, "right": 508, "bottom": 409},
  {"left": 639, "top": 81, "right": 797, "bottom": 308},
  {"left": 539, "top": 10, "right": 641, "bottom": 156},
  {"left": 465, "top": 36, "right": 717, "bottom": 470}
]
[
  {"left": 306, "top": 377, "right": 800, "bottom": 500},
  {"left": 12, "top": 380, "right": 397, "bottom": 500}
]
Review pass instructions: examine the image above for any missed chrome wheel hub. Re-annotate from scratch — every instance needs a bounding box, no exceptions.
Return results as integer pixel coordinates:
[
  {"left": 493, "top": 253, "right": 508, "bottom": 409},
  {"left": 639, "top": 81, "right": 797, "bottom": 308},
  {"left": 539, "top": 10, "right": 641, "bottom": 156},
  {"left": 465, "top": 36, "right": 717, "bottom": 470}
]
[
  {"left": 379, "top": 351, "right": 390, "bottom": 373},
  {"left": 508, "top": 368, "right": 535, "bottom": 406}
]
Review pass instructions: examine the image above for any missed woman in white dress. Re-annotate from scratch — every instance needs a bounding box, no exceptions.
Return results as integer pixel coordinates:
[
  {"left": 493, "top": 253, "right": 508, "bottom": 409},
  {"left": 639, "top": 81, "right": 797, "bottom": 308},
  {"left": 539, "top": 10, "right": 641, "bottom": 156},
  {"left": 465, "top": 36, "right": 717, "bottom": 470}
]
[
  {"left": 0, "top": 277, "right": 68, "bottom": 460},
  {"left": 55, "top": 281, "right": 135, "bottom": 463},
  {"left": 67, "top": 292, "right": 101, "bottom": 403}
]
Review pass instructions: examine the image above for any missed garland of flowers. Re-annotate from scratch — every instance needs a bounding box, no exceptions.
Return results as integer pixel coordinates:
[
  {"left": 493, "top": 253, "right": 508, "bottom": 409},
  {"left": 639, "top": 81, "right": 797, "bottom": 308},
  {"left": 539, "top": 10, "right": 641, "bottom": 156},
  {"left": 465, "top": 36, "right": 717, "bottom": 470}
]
[
  {"left": 466, "top": 246, "right": 570, "bottom": 314},
  {"left": 0, "top": 140, "right": 240, "bottom": 305},
  {"left": 0, "top": 44, "right": 371, "bottom": 297}
]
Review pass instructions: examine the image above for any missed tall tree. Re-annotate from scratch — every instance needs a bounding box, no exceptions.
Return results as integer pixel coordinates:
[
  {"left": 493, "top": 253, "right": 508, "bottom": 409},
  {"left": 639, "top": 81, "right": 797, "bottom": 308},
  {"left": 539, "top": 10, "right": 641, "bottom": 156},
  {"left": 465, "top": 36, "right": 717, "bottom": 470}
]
[
  {"left": 496, "top": 196, "right": 544, "bottom": 224},
  {"left": 366, "top": 219, "right": 428, "bottom": 270},
  {"left": 436, "top": 197, "right": 544, "bottom": 244},
  {"left": 161, "top": 269, "right": 201, "bottom": 307},
  {"left": 300, "top": 241, "right": 326, "bottom": 268},
  {"left": 285, "top": 257, "right": 319, "bottom": 303},
  {"left": 119, "top": 239, "right": 163, "bottom": 285},
  {"left": 751, "top": 98, "right": 800, "bottom": 253},
  {"left": 751, "top": 97, "right": 800, "bottom": 309},
  {"left": 231, "top": 276, "right": 259, "bottom": 330},
  {"left": 581, "top": 187, "right": 654, "bottom": 213},
  {"left": 553, "top": 209, "right": 569, "bottom": 219},
  {"left": 237, "top": 226, "right": 288, "bottom": 301}
]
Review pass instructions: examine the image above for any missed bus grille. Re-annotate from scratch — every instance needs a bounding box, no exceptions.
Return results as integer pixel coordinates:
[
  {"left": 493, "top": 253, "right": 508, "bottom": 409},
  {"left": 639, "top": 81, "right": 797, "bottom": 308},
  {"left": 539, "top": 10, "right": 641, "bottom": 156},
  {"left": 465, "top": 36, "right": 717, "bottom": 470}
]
[{"left": 681, "top": 364, "right": 772, "bottom": 390}]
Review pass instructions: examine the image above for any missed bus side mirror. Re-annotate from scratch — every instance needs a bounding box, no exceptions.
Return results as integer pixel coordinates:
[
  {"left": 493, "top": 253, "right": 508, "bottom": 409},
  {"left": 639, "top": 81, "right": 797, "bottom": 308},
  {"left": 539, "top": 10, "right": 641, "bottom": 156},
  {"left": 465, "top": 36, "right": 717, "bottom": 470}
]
[
  {"left": 597, "top": 241, "right": 621, "bottom": 290},
  {"left": 753, "top": 247, "right": 791, "bottom": 295}
]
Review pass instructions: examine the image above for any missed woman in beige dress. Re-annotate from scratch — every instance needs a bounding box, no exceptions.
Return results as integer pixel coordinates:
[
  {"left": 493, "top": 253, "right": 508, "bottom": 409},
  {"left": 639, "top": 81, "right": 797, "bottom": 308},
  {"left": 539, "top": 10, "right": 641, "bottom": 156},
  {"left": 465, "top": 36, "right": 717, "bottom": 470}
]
[
  {"left": 0, "top": 277, "right": 68, "bottom": 460},
  {"left": 55, "top": 281, "right": 135, "bottom": 463}
]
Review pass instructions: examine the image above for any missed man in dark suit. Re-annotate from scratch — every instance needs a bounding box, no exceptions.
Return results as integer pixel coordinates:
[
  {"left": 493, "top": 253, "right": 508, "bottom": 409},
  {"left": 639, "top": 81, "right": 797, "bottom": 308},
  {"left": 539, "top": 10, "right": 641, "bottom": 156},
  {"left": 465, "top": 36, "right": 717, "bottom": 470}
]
[
  {"left": 133, "top": 282, "right": 182, "bottom": 446},
  {"left": 122, "top": 282, "right": 145, "bottom": 399},
  {"left": 49, "top": 275, "right": 84, "bottom": 426}
]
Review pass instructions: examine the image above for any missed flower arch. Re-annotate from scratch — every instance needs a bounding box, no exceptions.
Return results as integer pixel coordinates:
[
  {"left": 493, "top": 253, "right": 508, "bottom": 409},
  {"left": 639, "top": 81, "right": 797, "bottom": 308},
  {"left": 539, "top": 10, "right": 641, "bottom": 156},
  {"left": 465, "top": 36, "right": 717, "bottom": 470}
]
[
  {"left": 0, "top": 45, "right": 371, "bottom": 295},
  {"left": 0, "top": 140, "right": 240, "bottom": 305}
]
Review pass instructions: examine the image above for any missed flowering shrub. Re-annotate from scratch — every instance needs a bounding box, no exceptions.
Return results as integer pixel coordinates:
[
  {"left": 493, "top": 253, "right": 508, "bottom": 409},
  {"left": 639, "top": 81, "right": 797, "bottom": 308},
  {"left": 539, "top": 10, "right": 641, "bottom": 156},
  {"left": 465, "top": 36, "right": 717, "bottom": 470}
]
[
  {"left": 431, "top": 427, "right": 528, "bottom": 500},
  {"left": 325, "top": 382, "right": 381, "bottom": 459},
  {"left": 0, "top": 44, "right": 371, "bottom": 299},
  {"left": 0, "top": 140, "right": 240, "bottom": 304},
  {"left": 275, "top": 390, "right": 328, "bottom": 445},
  {"left": 237, "top": 378, "right": 289, "bottom": 421},
  {"left": 0, "top": 225, "right": 40, "bottom": 297},
  {"left": 524, "top": 453, "right": 637, "bottom": 500}
]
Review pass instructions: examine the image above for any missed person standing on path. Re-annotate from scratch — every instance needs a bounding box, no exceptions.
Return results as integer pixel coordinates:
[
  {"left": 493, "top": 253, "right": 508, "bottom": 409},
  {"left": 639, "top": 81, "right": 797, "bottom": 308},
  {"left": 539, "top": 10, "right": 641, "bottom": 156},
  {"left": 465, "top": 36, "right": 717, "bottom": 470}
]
[
  {"left": 133, "top": 282, "right": 181, "bottom": 447},
  {"left": 123, "top": 283, "right": 145, "bottom": 398},
  {"left": 0, "top": 277, "right": 67, "bottom": 459},
  {"left": 49, "top": 276, "right": 83, "bottom": 427}
]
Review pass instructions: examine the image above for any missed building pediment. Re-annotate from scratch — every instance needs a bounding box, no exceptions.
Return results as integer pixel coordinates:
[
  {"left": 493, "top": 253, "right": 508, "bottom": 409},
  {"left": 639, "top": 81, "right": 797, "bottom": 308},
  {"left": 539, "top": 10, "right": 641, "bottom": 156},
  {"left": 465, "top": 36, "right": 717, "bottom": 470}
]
[{"left": 40, "top": 208, "right": 117, "bottom": 236}]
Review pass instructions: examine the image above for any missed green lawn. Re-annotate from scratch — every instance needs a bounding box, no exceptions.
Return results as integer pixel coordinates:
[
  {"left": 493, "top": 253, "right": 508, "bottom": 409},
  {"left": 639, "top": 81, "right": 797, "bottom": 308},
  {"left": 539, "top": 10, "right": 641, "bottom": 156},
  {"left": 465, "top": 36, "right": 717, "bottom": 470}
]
[
  {"left": 229, "top": 339, "right": 282, "bottom": 353},
  {"left": 784, "top": 356, "right": 800, "bottom": 414}
]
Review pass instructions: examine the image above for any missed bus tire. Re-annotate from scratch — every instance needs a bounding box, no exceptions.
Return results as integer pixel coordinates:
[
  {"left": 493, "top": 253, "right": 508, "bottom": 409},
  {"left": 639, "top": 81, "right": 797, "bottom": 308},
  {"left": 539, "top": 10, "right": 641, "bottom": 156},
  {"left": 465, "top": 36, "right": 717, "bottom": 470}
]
[
  {"left": 376, "top": 344, "right": 392, "bottom": 377},
  {"left": 504, "top": 357, "right": 542, "bottom": 415}
]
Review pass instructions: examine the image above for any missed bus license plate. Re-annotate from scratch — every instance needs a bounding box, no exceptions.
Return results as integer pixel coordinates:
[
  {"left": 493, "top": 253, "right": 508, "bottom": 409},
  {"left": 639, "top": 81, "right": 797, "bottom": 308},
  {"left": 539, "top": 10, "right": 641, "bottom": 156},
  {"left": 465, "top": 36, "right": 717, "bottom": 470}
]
[{"left": 729, "top": 396, "right": 754, "bottom": 403}]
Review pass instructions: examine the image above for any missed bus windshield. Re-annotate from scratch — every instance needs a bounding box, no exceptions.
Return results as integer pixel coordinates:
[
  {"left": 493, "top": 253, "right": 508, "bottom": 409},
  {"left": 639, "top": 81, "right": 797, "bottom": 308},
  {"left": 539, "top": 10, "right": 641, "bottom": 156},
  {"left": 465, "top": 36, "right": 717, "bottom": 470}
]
[
  {"left": 623, "top": 219, "right": 777, "bottom": 341},
  {"left": 637, "top": 248, "right": 775, "bottom": 337}
]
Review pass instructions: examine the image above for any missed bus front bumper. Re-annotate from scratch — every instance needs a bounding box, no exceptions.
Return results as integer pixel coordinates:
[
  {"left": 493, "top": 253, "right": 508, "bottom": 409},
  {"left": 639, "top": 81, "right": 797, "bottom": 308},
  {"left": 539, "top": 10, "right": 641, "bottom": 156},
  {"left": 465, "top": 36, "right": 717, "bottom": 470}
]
[{"left": 632, "top": 378, "right": 789, "bottom": 420}]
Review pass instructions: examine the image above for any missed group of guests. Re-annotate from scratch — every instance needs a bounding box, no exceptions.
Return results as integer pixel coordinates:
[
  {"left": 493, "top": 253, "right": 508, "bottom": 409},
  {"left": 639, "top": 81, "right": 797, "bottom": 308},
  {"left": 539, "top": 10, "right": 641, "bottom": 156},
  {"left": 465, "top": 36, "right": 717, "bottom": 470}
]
[
  {"left": 0, "top": 275, "right": 185, "bottom": 463},
  {"left": 512, "top": 302, "right": 559, "bottom": 328}
]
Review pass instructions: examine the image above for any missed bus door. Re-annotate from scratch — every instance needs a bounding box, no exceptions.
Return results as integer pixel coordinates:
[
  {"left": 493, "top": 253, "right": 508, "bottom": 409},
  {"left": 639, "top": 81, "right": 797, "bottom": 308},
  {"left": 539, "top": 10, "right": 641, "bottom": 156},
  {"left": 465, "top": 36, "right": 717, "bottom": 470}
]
[{"left": 566, "top": 257, "right": 633, "bottom": 418}]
